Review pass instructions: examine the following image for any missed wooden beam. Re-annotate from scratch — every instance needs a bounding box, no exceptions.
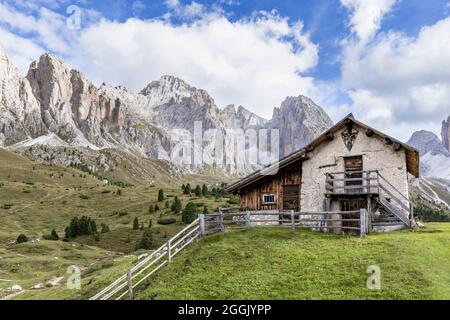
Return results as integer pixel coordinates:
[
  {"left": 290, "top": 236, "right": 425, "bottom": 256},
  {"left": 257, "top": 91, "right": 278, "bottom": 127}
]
[
  {"left": 393, "top": 142, "right": 402, "bottom": 151},
  {"left": 365, "top": 128, "right": 374, "bottom": 137},
  {"left": 305, "top": 144, "right": 314, "bottom": 152},
  {"left": 344, "top": 118, "right": 353, "bottom": 126},
  {"left": 384, "top": 137, "right": 393, "bottom": 145},
  {"left": 326, "top": 131, "right": 334, "bottom": 140}
]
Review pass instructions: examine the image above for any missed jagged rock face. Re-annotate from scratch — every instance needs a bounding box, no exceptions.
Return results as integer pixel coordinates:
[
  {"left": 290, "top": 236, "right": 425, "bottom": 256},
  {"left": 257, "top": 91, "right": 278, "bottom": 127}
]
[
  {"left": 267, "top": 95, "right": 333, "bottom": 157},
  {"left": 442, "top": 116, "right": 450, "bottom": 152},
  {"left": 0, "top": 47, "right": 45, "bottom": 145},
  {"left": 0, "top": 47, "right": 334, "bottom": 173},
  {"left": 407, "top": 130, "right": 449, "bottom": 157},
  {"left": 407, "top": 130, "right": 450, "bottom": 179}
]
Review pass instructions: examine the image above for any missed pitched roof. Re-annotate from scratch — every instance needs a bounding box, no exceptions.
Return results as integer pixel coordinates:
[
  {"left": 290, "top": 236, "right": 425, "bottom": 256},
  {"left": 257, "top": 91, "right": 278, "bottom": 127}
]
[{"left": 225, "top": 114, "right": 420, "bottom": 192}]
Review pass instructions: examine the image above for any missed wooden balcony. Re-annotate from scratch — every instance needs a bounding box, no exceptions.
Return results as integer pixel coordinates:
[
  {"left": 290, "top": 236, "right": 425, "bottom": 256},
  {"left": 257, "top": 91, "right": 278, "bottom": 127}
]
[{"left": 325, "top": 170, "right": 380, "bottom": 195}]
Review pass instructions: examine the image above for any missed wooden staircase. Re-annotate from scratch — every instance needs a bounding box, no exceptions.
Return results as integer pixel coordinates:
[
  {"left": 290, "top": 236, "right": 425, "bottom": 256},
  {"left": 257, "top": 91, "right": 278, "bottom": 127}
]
[{"left": 374, "top": 195, "right": 410, "bottom": 228}]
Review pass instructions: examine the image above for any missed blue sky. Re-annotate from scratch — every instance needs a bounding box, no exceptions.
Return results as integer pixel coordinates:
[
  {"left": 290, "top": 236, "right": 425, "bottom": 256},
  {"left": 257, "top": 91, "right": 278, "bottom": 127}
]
[{"left": 0, "top": 0, "right": 449, "bottom": 141}]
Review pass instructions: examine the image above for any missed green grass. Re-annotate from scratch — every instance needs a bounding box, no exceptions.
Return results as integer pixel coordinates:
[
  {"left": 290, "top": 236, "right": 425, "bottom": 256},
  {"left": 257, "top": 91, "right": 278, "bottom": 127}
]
[
  {"left": 0, "top": 148, "right": 235, "bottom": 299},
  {"left": 135, "top": 223, "right": 450, "bottom": 300}
]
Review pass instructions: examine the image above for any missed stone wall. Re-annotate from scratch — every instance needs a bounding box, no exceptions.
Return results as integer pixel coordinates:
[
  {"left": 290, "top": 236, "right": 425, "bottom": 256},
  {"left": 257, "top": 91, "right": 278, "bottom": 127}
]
[{"left": 300, "top": 124, "right": 409, "bottom": 212}]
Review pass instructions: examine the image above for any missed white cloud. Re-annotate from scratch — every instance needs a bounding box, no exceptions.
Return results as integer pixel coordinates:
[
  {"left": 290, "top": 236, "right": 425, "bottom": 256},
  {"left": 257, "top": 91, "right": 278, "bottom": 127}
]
[
  {"left": 341, "top": 0, "right": 398, "bottom": 43},
  {"left": 341, "top": 17, "right": 450, "bottom": 140},
  {"left": 70, "top": 11, "right": 320, "bottom": 119}
]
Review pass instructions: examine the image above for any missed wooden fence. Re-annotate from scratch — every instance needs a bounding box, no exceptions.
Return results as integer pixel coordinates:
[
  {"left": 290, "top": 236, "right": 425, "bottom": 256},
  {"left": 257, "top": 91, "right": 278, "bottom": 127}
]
[
  {"left": 201, "top": 208, "right": 369, "bottom": 237},
  {"left": 91, "top": 209, "right": 368, "bottom": 300},
  {"left": 90, "top": 218, "right": 201, "bottom": 300}
]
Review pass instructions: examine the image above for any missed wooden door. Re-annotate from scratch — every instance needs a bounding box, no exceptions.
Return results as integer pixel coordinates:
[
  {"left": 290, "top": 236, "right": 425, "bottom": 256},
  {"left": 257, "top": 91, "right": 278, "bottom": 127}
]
[
  {"left": 283, "top": 185, "right": 300, "bottom": 211},
  {"left": 344, "top": 156, "right": 363, "bottom": 194}
]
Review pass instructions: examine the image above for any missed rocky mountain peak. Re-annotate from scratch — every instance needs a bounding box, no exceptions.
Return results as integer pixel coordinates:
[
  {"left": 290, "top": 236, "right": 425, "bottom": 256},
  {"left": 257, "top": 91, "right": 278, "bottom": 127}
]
[
  {"left": 442, "top": 116, "right": 450, "bottom": 152},
  {"left": 139, "top": 75, "right": 216, "bottom": 110},
  {"left": 407, "top": 129, "right": 450, "bottom": 180},
  {"left": 407, "top": 130, "right": 449, "bottom": 156},
  {"left": 267, "top": 95, "right": 333, "bottom": 156}
]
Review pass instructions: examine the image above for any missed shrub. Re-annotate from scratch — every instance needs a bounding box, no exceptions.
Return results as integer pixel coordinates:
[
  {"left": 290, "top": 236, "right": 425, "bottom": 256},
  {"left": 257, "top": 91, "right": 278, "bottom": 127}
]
[
  {"left": 154, "top": 204, "right": 159, "bottom": 211},
  {"left": 165, "top": 201, "right": 170, "bottom": 209},
  {"left": 158, "top": 189, "right": 165, "bottom": 201},
  {"left": 16, "top": 234, "right": 28, "bottom": 244},
  {"left": 1, "top": 204, "right": 13, "bottom": 210},
  {"left": 117, "top": 189, "right": 122, "bottom": 196},
  {"left": 182, "top": 202, "right": 198, "bottom": 224},
  {"left": 148, "top": 205, "right": 155, "bottom": 214},
  {"left": 157, "top": 218, "right": 176, "bottom": 225},
  {"left": 148, "top": 219, "right": 153, "bottom": 228},
  {"left": 138, "top": 229, "right": 155, "bottom": 250},
  {"left": 118, "top": 211, "right": 128, "bottom": 217},
  {"left": 79, "top": 194, "right": 90, "bottom": 200},
  {"left": 227, "top": 195, "right": 241, "bottom": 205},
  {"left": 203, "top": 206, "right": 209, "bottom": 214},
  {"left": 171, "top": 196, "right": 182, "bottom": 214},
  {"left": 133, "top": 217, "right": 140, "bottom": 230},
  {"left": 101, "top": 223, "right": 110, "bottom": 233}
]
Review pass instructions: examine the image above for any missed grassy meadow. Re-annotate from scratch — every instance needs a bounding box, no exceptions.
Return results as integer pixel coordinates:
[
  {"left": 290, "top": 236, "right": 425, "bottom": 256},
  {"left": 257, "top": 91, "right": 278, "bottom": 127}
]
[
  {"left": 134, "top": 223, "right": 450, "bottom": 300},
  {"left": 0, "top": 149, "right": 234, "bottom": 299}
]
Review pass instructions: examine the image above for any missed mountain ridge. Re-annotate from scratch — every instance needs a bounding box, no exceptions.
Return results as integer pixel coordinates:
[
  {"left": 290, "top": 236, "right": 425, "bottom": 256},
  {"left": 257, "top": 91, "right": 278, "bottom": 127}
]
[{"left": 0, "top": 47, "right": 333, "bottom": 173}]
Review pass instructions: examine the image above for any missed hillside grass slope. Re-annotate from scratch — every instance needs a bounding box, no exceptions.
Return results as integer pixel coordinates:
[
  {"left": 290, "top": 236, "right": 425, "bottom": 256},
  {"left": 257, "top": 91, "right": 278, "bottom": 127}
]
[
  {"left": 0, "top": 148, "right": 234, "bottom": 299},
  {"left": 135, "top": 223, "right": 450, "bottom": 300}
]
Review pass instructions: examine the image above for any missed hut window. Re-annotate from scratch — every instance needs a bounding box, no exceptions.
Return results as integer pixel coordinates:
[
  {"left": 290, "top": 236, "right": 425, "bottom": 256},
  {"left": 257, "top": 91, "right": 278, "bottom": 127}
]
[{"left": 262, "top": 194, "right": 276, "bottom": 204}]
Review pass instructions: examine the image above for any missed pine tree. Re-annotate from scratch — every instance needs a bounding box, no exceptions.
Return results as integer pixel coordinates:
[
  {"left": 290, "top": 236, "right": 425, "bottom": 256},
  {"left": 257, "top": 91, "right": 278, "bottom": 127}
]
[
  {"left": 202, "top": 184, "right": 208, "bottom": 196},
  {"left": 133, "top": 217, "right": 140, "bottom": 230},
  {"left": 194, "top": 185, "right": 202, "bottom": 197},
  {"left": 171, "top": 196, "right": 182, "bottom": 213},
  {"left": 184, "top": 183, "right": 191, "bottom": 195},
  {"left": 148, "top": 219, "right": 152, "bottom": 229},
  {"left": 148, "top": 205, "right": 155, "bottom": 214},
  {"left": 51, "top": 229, "right": 59, "bottom": 241},
  {"left": 182, "top": 202, "right": 197, "bottom": 224},
  {"left": 138, "top": 229, "right": 155, "bottom": 249},
  {"left": 158, "top": 189, "right": 164, "bottom": 201},
  {"left": 181, "top": 184, "right": 186, "bottom": 193},
  {"left": 154, "top": 204, "right": 159, "bottom": 211}
]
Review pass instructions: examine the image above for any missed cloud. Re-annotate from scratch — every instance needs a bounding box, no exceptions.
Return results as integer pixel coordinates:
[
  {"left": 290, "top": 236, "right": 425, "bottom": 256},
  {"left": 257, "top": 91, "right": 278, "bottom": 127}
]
[
  {"left": 341, "top": 0, "right": 398, "bottom": 43},
  {"left": 70, "top": 10, "right": 320, "bottom": 119},
  {"left": 341, "top": 16, "right": 450, "bottom": 140},
  {"left": 131, "top": 1, "right": 146, "bottom": 17}
]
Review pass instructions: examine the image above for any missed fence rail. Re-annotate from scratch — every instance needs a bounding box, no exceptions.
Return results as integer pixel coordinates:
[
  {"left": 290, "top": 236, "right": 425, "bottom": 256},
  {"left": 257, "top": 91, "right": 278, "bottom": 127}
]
[
  {"left": 90, "top": 218, "right": 200, "bottom": 301},
  {"left": 91, "top": 209, "right": 369, "bottom": 300}
]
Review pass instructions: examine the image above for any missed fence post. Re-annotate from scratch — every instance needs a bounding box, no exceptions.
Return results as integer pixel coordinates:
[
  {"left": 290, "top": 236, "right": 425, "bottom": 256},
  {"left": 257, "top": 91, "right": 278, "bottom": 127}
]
[
  {"left": 167, "top": 240, "right": 172, "bottom": 263},
  {"left": 219, "top": 208, "right": 224, "bottom": 232},
  {"left": 290, "top": 210, "right": 295, "bottom": 234},
  {"left": 127, "top": 270, "right": 134, "bottom": 300},
  {"left": 199, "top": 214, "right": 205, "bottom": 236},
  {"left": 360, "top": 208, "right": 367, "bottom": 238},
  {"left": 246, "top": 210, "right": 251, "bottom": 230}
]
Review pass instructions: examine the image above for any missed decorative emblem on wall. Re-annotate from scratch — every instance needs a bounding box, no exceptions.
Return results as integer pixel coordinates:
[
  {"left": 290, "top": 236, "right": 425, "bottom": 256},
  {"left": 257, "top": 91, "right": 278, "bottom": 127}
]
[{"left": 341, "top": 125, "right": 359, "bottom": 151}]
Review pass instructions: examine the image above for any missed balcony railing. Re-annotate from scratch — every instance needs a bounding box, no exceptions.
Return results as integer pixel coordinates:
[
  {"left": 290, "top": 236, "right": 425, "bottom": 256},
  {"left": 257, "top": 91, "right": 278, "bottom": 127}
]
[{"left": 325, "top": 170, "right": 380, "bottom": 195}]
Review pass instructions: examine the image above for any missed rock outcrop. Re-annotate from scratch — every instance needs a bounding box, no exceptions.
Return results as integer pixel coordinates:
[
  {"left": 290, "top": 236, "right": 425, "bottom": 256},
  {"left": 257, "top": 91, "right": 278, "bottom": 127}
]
[
  {"left": 442, "top": 116, "right": 450, "bottom": 152},
  {"left": 407, "top": 130, "right": 450, "bottom": 179}
]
